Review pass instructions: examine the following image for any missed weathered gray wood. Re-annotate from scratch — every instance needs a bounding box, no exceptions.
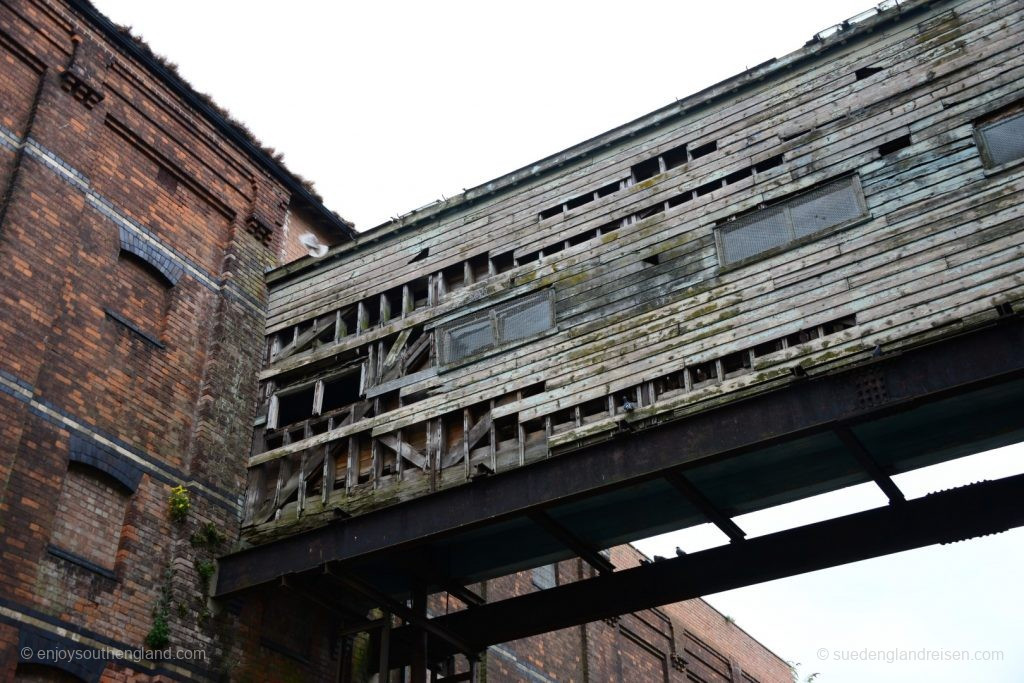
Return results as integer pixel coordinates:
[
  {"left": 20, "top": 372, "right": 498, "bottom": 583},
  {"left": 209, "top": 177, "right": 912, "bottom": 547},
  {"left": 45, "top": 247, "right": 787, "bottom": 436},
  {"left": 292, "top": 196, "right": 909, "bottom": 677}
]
[{"left": 244, "top": 0, "right": 1024, "bottom": 531}]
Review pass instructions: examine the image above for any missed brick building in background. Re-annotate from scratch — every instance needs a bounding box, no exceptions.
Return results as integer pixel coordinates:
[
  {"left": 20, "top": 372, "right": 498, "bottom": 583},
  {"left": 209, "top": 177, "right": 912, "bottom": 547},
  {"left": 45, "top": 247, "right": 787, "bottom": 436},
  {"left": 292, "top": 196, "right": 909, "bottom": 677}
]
[{"left": 0, "top": 0, "right": 789, "bottom": 680}]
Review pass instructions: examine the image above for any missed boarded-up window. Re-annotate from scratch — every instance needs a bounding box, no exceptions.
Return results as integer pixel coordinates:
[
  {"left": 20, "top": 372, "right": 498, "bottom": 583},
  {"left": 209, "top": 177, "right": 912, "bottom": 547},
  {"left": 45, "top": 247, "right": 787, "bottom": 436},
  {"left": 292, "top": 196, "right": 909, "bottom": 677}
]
[
  {"left": 717, "top": 176, "right": 866, "bottom": 266},
  {"left": 976, "top": 111, "right": 1024, "bottom": 168},
  {"left": 51, "top": 464, "right": 129, "bottom": 571},
  {"left": 439, "top": 290, "right": 555, "bottom": 365}
]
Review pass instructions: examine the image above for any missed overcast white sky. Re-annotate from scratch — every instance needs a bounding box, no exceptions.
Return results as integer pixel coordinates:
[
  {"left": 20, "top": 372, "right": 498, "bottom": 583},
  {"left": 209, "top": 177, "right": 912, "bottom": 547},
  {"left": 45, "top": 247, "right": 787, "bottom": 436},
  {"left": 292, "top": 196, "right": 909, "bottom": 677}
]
[{"left": 90, "top": 1, "right": 1023, "bottom": 680}]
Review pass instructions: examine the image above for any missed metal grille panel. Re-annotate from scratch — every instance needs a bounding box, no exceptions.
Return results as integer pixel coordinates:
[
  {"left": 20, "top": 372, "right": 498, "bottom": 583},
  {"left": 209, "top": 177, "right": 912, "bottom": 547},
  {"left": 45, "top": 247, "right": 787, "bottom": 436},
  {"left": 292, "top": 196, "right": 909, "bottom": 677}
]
[
  {"left": 439, "top": 291, "right": 555, "bottom": 365},
  {"left": 496, "top": 291, "right": 554, "bottom": 343},
  {"left": 442, "top": 313, "right": 494, "bottom": 364},
  {"left": 718, "top": 175, "right": 866, "bottom": 265},
  {"left": 720, "top": 205, "right": 791, "bottom": 264},
  {"left": 789, "top": 177, "right": 863, "bottom": 238},
  {"left": 979, "top": 113, "right": 1024, "bottom": 167}
]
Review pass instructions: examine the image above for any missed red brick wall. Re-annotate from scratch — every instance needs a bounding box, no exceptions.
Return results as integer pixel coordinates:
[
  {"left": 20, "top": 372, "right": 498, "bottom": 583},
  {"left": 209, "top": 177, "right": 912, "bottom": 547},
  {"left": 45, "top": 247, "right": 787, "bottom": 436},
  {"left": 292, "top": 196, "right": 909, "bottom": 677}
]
[{"left": 0, "top": 0, "right": 301, "bottom": 679}]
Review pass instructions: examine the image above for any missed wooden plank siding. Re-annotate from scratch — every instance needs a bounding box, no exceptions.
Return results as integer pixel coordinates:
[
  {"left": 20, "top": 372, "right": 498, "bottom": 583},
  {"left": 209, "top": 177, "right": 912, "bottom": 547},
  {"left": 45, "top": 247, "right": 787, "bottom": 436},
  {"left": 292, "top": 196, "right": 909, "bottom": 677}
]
[{"left": 241, "top": 0, "right": 1024, "bottom": 541}]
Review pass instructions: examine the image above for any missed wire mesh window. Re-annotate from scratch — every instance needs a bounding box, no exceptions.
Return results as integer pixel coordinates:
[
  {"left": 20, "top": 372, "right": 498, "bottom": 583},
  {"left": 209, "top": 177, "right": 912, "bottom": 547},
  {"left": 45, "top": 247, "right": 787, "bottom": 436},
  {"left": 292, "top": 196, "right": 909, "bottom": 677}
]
[
  {"left": 717, "top": 176, "right": 867, "bottom": 266},
  {"left": 976, "top": 111, "right": 1024, "bottom": 168},
  {"left": 439, "top": 290, "right": 555, "bottom": 365}
]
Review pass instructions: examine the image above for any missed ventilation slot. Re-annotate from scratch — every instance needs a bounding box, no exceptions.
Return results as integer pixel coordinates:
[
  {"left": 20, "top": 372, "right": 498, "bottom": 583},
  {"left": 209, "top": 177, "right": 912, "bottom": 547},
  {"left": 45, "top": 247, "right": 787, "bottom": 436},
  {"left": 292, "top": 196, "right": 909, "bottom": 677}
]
[
  {"left": 878, "top": 134, "right": 912, "bottom": 156},
  {"left": 855, "top": 66, "right": 883, "bottom": 80},
  {"left": 632, "top": 157, "right": 661, "bottom": 182},
  {"left": 690, "top": 141, "right": 718, "bottom": 160}
]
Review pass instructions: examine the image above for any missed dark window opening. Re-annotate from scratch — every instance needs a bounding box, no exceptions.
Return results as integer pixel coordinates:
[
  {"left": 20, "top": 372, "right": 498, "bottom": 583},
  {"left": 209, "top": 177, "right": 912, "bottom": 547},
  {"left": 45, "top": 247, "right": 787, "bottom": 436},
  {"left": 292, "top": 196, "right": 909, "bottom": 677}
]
[
  {"left": 568, "top": 229, "right": 599, "bottom": 247},
  {"left": 521, "top": 417, "right": 547, "bottom": 448},
  {"left": 689, "top": 360, "right": 718, "bottom": 385},
  {"left": 566, "top": 192, "right": 594, "bottom": 210},
  {"left": 441, "top": 262, "right": 466, "bottom": 293},
  {"left": 495, "top": 415, "right": 518, "bottom": 444},
  {"left": 580, "top": 397, "right": 609, "bottom": 422},
  {"left": 277, "top": 386, "right": 315, "bottom": 427},
  {"left": 409, "top": 247, "right": 430, "bottom": 263},
  {"left": 551, "top": 407, "right": 577, "bottom": 433},
  {"left": 663, "top": 144, "right": 689, "bottom": 170},
  {"left": 517, "top": 250, "right": 541, "bottom": 265},
  {"left": 467, "top": 253, "right": 490, "bottom": 282},
  {"left": 786, "top": 326, "right": 821, "bottom": 347},
  {"left": 725, "top": 167, "right": 753, "bottom": 185},
  {"left": 381, "top": 286, "right": 403, "bottom": 322},
  {"left": 520, "top": 381, "right": 546, "bottom": 399},
  {"left": 490, "top": 251, "right": 516, "bottom": 274},
  {"left": 408, "top": 278, "right": 430, "bottom": 311},
  {"left": 613, "top": 388, "right": 641, "bottom": 414},
  {"left": 656, "top": 371, "right": 684, "bottom": 396},
  {"left": 753, "top": 339, "right": 785, "bottom": 357},
  {"left": 878, "top": 134, "right": 912, "bottom": 156},
  {"left": 695, "top": 179, "right": 722, "bottom": 197},
  {"left": 855, "top": 66, "right": 883, "bottom": 80},
  {"left": 754, "top": 154, "right": 784, "bottom": 174},
  {"left": 322, "top": 373, "right": 361, "bottom": 414},
  {"left": 668, "top": 191, "right": 694, "bottom": 208},
  {"left": 721, "top": 350, "right": 752, "bottom": 376},
  {"left": 539, "top": 205, "right": 563, "bottom": 221},
  {"left": 632, "top": 157, "right": 661, "bottom": 182},
  {"left": 544, "top": 241, "right": 565, "bottom": 257},
  {"left": 356, "top": 435, "right": 373, "bottom": 484},
  {"left": 362, "top": 300, "right": 381, "bottom": 329},
  {"left": 822, "top": 315, "right": 857, "bottom": 335},
  {"left": 296, "top": 320, "right": 314, "bottom": 341},
  {"left": 315, "top": 317, "right": 336, "bottom": 346},
  {"left": 596, "top": 180, "right": 621, "bottom": 197},
  {"left": 643, "top": 253, "right": 661, "bottom": 266},
  {"left": 336, "top": 306, "right": 357, "bottom": 337},
  {"left": 690, "top": 141, "right": 718, "bottom": 160},
  {"left": 632, "top": 204, "right": 664, "bottom": 222}
]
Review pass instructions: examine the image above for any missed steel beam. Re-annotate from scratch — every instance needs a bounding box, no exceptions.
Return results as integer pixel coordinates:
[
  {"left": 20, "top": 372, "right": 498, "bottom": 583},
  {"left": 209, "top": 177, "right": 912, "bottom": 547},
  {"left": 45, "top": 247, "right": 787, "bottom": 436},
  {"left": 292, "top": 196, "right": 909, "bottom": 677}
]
[
  {"left": 324, "top": 568, "right": 476, "bottom": 656},
  {"left": 383, "top": 472, "right": 1024, "bottom": 666},
  {"left": 216, "top": 319, "right": 1024, "bottom": 597},
  {"left": 834, "top": 426, "right": 906, "bottom": 504},
  {"left": 664, "top": 471, "right": 746, "bottom": 542},
  {"left": 529, "top": 510, "right": 616, "bottom": 574}
]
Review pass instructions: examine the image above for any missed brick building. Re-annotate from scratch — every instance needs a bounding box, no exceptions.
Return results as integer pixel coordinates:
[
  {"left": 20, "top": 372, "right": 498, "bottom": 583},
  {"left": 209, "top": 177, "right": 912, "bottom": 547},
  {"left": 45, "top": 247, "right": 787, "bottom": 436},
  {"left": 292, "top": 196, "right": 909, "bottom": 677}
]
[
  {"left": 0, "top": 0, "right": 354, "bottom": 679},
  {"left": 477, "top": 546, "right": 790, "bottom": 683},
  {"left": 0, "top": 1, "right": 793, "bottom": 681}
]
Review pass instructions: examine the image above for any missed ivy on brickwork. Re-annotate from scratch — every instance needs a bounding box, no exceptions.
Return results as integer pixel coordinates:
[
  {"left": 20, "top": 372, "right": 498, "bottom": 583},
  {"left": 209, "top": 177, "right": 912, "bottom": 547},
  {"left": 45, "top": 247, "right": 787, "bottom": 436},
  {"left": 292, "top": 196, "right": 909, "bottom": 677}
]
[{"left": 145, "top": 565, "right": 174, "bottom": 649}]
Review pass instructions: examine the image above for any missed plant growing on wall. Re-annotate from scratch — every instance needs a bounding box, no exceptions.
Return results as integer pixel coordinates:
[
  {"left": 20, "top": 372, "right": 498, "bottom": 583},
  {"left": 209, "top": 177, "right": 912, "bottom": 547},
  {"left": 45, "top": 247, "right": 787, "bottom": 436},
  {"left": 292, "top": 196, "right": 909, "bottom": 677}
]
[{"left": 168, "top": 484, "right": 190, "bottom": 522}]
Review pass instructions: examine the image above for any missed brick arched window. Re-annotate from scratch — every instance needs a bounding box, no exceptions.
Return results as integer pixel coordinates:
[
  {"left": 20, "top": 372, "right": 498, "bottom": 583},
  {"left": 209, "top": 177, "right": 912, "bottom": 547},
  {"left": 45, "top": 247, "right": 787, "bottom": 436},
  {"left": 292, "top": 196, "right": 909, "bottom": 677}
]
[{"left": 49, "top": 462, "right": 131, "bottom": 574}]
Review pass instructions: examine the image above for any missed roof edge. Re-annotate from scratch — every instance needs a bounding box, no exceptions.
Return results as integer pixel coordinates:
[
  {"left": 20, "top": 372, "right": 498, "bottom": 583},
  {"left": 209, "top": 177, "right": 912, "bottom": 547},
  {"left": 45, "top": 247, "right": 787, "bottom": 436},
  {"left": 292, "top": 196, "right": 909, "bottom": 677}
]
[
  {"left": 67, "top": 0, "right": 358, "bottom": 242},
  {"left": 267, "top": 0, "right": 938, "bottom": 284}
]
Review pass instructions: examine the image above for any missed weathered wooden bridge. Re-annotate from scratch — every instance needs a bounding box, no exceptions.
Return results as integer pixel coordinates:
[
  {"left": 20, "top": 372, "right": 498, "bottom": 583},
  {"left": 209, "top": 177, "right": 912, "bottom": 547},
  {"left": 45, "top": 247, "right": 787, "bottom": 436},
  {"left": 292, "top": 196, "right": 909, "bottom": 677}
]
[{"left": 215, "top": 0, "right": 1024, "bottom": 677}]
